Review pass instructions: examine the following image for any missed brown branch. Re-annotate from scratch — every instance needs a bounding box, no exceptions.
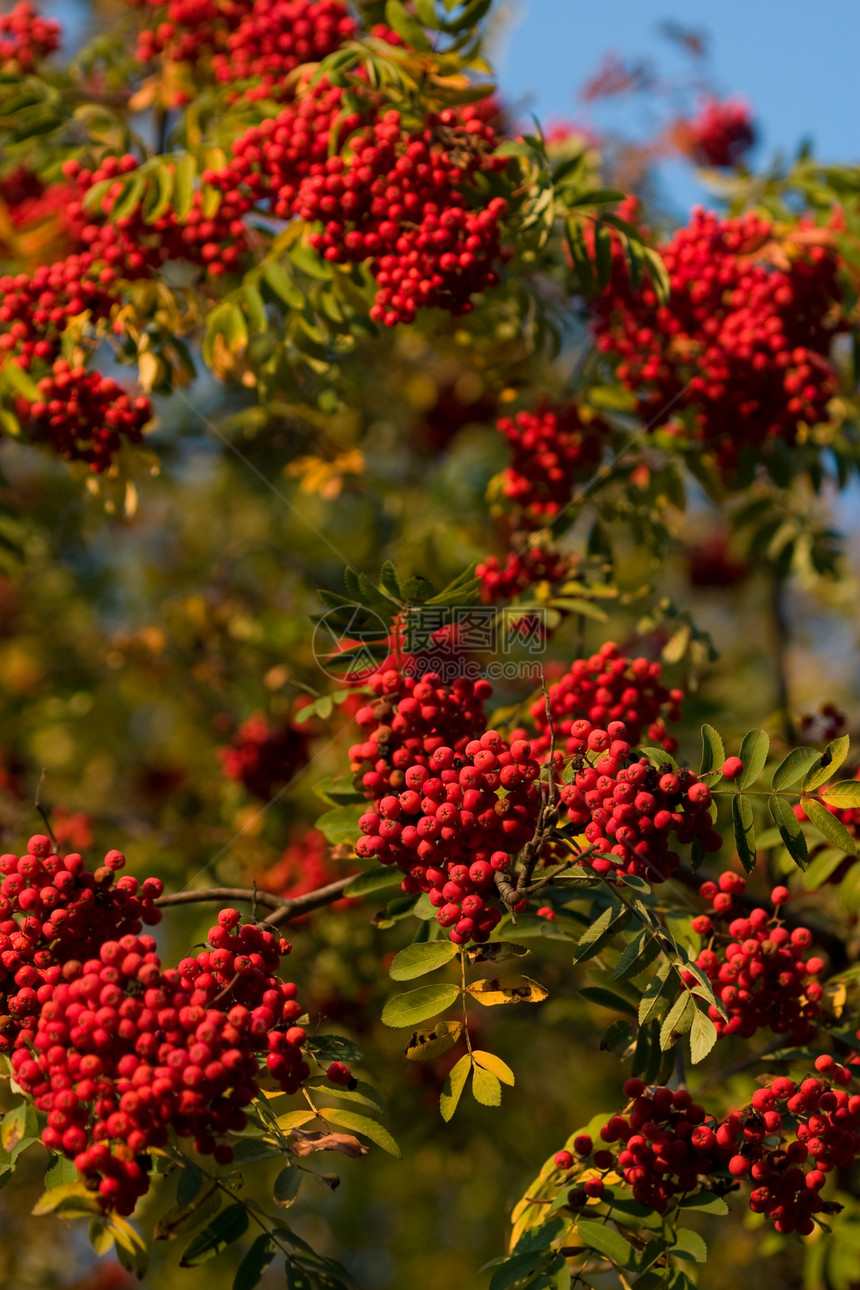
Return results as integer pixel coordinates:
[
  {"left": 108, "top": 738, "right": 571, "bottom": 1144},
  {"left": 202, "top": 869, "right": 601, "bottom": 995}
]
[{"left": 154, "top": 875, "right": 354, "bottom": 924}]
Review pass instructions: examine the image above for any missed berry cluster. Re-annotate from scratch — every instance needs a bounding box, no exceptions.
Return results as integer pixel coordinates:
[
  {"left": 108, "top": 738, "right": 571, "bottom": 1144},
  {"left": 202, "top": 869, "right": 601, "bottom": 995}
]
[
  {"left": 563, "top": 1067, "right": 857, "bottom": 1233},
  {"left": 495, "top": 404, "right": 604, "bottom": 525},
  {"left": 16, "top": 362, "right": 151, "bottom": 471},
  {"left": 1, "top": 836, "right": 312, "bottom": 1213},
  {"left": 218, "top": 711, "right": 310, "bottom": 801},
  {"left": 0, "top": 1, "right": 60, "bottom": 71},
  {"left": 476, "top": 546, "right": 579, "bottom": 604},
  {"left": 593, "top": 205, "right": 846, "bottom": 463},
  {"left": 558, "top": 752, "right": 720, "bottom": 881},
  {"left": 530, "top": 641, "right": 682, "bottom": 757},
  {"left": 348, "top": 670, "right": 543, "bottom": 943},
  {"left": 213, "top": 87, "right": 510, "bottom": 325},
  {"left": 686, "top": 530, "right": 748, "bottom": 588},
  {"left": 134, "top": 0, "right": 355, "bottom": 103},
  {"left": 676, "top": 96, "right": 756, "bottom": 168},
  {"left": 691, "top": 877, "right": 824, "bottom": 1040}
]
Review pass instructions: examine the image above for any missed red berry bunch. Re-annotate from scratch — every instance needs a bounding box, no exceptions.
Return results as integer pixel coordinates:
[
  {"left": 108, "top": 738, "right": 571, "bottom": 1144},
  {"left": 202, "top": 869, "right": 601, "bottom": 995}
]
[
  {"left": 495, "top": 404, "right": 604, "bottom": 525},
  {"left": 676, "top": 96, "right": 756, "bottom": 168},
  {"left": 1, "top": 836, "right": 313, "bottom": 1213},
  {"left": 61, "top": 156, "right": 251, "bottom": 281},
  {"left": 569, "top": 1068, "right": 856, "bottom": 1233},
  {"left": 15, "top": 361, "right": 151, "bottom": 471},
  {"left": 348, "top": 670, "right": 543, "bottom": 942},
  {"left": 476, "top": 546, "right": 579, "bottom": 604},
  {"left": 558, "top": 753, "right": 720, "bottom": 882},
  {"left": 0, "top": 1, "right": 60, "bottom": 71},
  {"left": 214, "top": 89, "right": 510, "bottom": 325},
  {"left": 530, "top": 641, "right": 683, "bottom": 758},
  {"left": 691, "top": 878, "right": 825, "bottom": 1040},
  {"left": 592, "top": 205, "right": 846, "bottom": 464},
  {"left": 133, "top": 0, "right": 354, "bottom": 103},
  {"left": 218, "top": 711, "right": 310, "bottom": 802},
  {"left": 347, "top": 668, "right": 490, "bottom": 796}
]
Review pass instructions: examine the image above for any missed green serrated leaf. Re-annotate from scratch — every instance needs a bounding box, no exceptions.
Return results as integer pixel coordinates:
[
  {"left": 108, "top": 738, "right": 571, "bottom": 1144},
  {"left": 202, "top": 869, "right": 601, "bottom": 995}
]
[
  {"left": 380, "top": 983, "right": 460, "bottom": 1028},
  {"left": 772, "top": 746, "right": 822, "bottom": 791},
  {"left": 820, "top": 780, "right": 860, "bottom": 809},
  {"left": 732, "top": 794, "right": 756, "bottom": 872},
  {"left": 659, "top": 992, "right": 695, "bottom": 1049},
  {"left": 389, "top": 941, "right": 459, "bottom": 981},
  {"left": 803, "top": 798, "right": 858, "bottom": 856},
  {"left": 804, "top": 734, "right": 851, "bottom": 791},
  {"left": 689, "top": 1007, "right": 717, "bottom": 1064},
  {"left": 575, "top": 1219, "right": 633, "bottom": 1266},
  {"left": 180, "top": 1204, "right": 249, "bottom": 1266},
  {"left": 768, "top": 796, "right": 809, "bottom": 868},
  {"left": 234, "top": 1234, "right": 277, "bottom": 1290},
  {"left": 738, "top": 730, "right": 770, "bottom": 789},
  {"left": 699, "top": 724, "right": 725, "bottom": 779}
]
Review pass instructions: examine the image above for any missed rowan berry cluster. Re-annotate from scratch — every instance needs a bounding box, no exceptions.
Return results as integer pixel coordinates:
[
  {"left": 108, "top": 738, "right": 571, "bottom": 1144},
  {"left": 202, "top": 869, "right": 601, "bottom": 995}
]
[
  {"left": 348, "top": 670, "right": 542, "bottom": 943},
  {"left": 560, "top": 752, "right": 720, "bottom": 881},
  {"left": 0, "top": 1, "right": 60, "bottom": 71},
  {"left": 563, "top": 1067, "right": 857, "bottom": 1233},
  {"left": 16, "top": 362, "right": 151, "bottom": 471},
  {"left": 213, "top": 86, "right": 510, "bottom": 325},
  {"left": 476, "top": 546, "right": 579, "bottom": 603},
  {"left": 495, "top": 404, "right": 604, "bottom": 525},
  {"left": 529, "top": 641, "right": 682, "bottom": 758},
  {"left": 798, "top": 703, "right": 848, "bottom": 744},
  {"left": 691, "top": 877, "right": 825, "bottom": 1040},
  {"left": 677, "top": 96, "right": 756, "bottom": 168},
  {"left": 61, "top": 156, "right": 251, "bottom": 281},
  {"left": 218, "top": 711, "right": 310, "bottom": 801},
  {"left": 133, "top": 0, "right": 355, "bottom": 103},
  {"left": 593, "top": 205, "right": 846, "bottom": 463},
  {"left": 1, "top": 836, "right": 314, "bottom": 1214}
]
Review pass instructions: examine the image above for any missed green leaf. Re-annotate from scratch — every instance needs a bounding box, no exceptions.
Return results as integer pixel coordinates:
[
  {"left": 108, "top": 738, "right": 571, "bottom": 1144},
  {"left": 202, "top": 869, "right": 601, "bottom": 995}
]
[
  {"left": 672, "top": 1229, "right": 708, "bottom": 1264},
  {"left": 317, "top": 1108, "right": 400, "bottom": 1157},
  {"left": 32, "top": 1182, "right": 102, "bottom": 1217},
  {"left": 804, "top": 734, "right": 851, "bottom": 791},
  {"left": 679, "top": 1191, "right": 729, "bottom": 1215},
  {"left": 384, "top": 0, "right": 433, "bottom": 49},
  {"left": 732, "top": 795, "right": 756, "bottom": 872},
  {"left": 2, "top": 361, "right": 41, "bottom": 402},
  {"left": 381, "top": 983, "right": 460, "bottom": 1028},
  {"left": 344, "top": 868, "right": 402, "bottom": 898},
  {"left": 821, "top": 781, "right": 860, "bottom": 809},
  {"left": 699, "top": 724, "right": 725, "bottom": 780},
  {"left": 273, "top": 1167, "right": 301, "bottom": 1209},
  {"left": 234, "top": 1234, "right": 276, "bottom": 1290},
  {"left": 316, "top": 803, "right": 365, "bottom": 845},
  {"left": 802, "top": 847, "right": 846, "bottom": 890},
  {"left": 579, "top": 986, "right": 638, "bottom": 1017},
  {"left": 263, "top": 260, "right": 304, "bottom": 309},
  {"left": 88, "top": 1218, "right": 115, "bottom": 1257},
  {"left": 111, "top": 173, "right": 144, "bottom": 220},
  {"left": 575, "top": 1219, "right": 633, "bottom": 1266},
  {"left": 440, "top": 1053, "right": 471, "bottom": 1122},
  {"left": 803, "top": 799, "right": 858, "bottom": 856},
  {"left": 180, "top": 1205, "right": 249, "bottom": 1266},
  {"left": 471, "top": 1065, "right": 502, "bottom": 1107},
  {"left": 768, "top": 796, "right": 809, "bottom": 868},
  {"left": 659, "top": 992, "right": 695, "bottom": 1049},
  {"left": 772, "top": 746, "right": 822, "bottom": 791},
  {"left": 173, "top": 153, "right": 195, "bottom": 220},
  {"left": 689, "top": 1007, "right": 717, "bottom": 1064},
  {"left": 738, "top": 730, "right": 770, "bottom": 789},
  {"left": 567, "top": 188, "right": 626, "bottom": 207},
  {"left": 389, "top": 941, "right": 459, "bottom": 981},
  {"left": 573, "top": 903, "right": 631, "bottom": 963},
  {"left": 44, "top": 1155, "right": 80, "bottom": 1189},
  {"left": 638, "top": 967, "right": 674, "bottom": 1026}
]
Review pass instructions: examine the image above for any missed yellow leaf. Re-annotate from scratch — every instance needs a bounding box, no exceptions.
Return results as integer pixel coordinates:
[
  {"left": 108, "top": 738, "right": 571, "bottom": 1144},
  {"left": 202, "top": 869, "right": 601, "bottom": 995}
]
[
  {"left": 472, "top": 1050, "right": 515, "bottom": 1085},
  {"left": 404, "top": 1021, "right": 464, "bottom": 1062},
  {"left": 467, "top": 976, "right": 549, "bottom": 1006}
]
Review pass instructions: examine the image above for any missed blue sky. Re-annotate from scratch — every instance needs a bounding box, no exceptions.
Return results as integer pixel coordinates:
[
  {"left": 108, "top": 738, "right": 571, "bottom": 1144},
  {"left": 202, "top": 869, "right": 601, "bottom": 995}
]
[{"left": 493, "top": 0, "right": 860, "bottom": 214}]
